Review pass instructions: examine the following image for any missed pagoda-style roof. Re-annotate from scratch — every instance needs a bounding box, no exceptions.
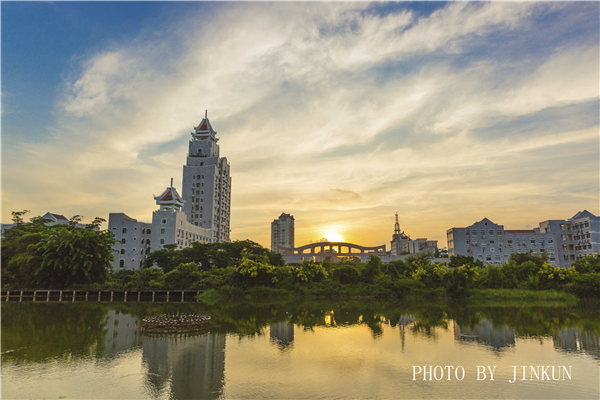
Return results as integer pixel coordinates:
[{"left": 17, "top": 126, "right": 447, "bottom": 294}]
[
  {"left": 191, "top": 111, "right": 218, "bottom": 140},
  {"left": 154, "top": 186, "right": 184, "bottom": 208}
]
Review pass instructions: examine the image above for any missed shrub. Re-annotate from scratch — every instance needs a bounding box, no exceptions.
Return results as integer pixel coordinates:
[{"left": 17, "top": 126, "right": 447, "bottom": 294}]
[{"left": 290, "top": 260, "right": 329, "bottom": 283}]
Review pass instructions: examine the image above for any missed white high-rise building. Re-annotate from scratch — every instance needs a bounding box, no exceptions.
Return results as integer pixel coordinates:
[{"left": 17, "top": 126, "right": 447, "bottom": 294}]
[
  {"left": 181, "top": 112, "right": 231, "bottom": 243},
  {"left": 108, "top": 112, "right": 232, "bottom": 269},
  {"left": 271, "top": 213, "right": 294, "bottom": 253}
]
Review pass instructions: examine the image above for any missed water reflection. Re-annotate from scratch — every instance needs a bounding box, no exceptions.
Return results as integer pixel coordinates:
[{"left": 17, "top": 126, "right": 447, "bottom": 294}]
[
  {"left": 554, "top": 329, "right": 600, "bottom": 359},
  {"left": 2, "top": 300, "right": 600, "bottom": 399},
  {"left": 454, "top": 319, "right": 516, "bottom": 350},
  {"left": 270, "top": 321, "right": 294, "bottom": 351},
  {"left": 142, "top": 333, "right": 226, "bottom": 399}
]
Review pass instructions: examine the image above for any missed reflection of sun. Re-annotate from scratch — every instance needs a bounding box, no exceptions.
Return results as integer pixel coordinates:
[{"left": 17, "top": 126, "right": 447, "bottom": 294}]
[{"left": 324, "top": 230, "right": 344, "bottom": 243}]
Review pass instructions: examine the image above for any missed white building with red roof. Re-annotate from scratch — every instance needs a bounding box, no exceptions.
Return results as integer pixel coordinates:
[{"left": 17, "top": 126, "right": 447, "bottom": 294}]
[
  {"left": 108, "top": 112, "right": 232, "bottom": 270},
  {"left": 181, "top": 111, "right": 231, "bottom": 243}
]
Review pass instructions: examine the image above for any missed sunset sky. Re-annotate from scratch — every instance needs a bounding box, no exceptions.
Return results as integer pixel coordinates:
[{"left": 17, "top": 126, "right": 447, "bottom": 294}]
[{"left": 2, "top": 2, "right": 598, "bottom": 249}]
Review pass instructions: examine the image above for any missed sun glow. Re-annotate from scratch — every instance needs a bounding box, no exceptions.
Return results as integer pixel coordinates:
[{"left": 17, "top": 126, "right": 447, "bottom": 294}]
[{"left": 323, "top": 230, "right": 345, "bottom": 243}]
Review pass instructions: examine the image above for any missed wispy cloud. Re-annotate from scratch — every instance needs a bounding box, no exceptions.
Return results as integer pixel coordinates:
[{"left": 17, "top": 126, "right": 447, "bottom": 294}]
[{"left": 2, "top": 2, "right": 598, "bottom": 248}]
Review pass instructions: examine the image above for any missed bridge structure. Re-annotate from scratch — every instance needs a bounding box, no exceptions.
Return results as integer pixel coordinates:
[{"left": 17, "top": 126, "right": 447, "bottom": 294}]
[{"left": 280, "top": 241, "right": 387, "bottom": 263}]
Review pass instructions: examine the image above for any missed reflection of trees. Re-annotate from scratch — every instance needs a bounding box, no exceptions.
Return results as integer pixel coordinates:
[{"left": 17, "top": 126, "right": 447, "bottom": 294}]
[{"left": 1, "top": 303, "right": 108, "bottom": 362}]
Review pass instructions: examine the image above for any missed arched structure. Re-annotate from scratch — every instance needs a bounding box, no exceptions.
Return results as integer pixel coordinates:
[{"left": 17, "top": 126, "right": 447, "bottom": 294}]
[{"left": 280, "top": 242, "right": 387, "bottom": 263}]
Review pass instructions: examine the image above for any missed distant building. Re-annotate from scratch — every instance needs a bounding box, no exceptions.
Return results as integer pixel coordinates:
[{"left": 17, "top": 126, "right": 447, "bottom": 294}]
[
  {"left": 446, "top": 210, "right": 599, "bottom": 268},
  {"left": 390, "top": 213, "right": 438, "bottom": 256},
  {"left": 1, "top": 212, "right": 94, "bottom": 235},
  {"left": 271, "top": 213, "right": 295, "bottom": 253}
]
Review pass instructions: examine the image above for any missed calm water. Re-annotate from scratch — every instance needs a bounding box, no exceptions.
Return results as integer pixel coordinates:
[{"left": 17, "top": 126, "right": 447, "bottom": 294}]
[{"left": 2, "top": 300, "right": 599, "bottom": 399}]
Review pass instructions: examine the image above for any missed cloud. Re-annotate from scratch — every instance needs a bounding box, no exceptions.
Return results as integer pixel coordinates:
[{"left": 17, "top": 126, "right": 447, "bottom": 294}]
[{"left": 2, "top": 2, "right": 598, "bottom": 248}]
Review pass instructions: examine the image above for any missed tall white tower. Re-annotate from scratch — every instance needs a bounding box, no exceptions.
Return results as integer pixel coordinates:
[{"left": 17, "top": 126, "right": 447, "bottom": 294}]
[
  {"left": 271, "top": 213, "right": 295, "bottom": 253},
  {"left": 181, "top": 111, "right": 231, "bottom": 242}
]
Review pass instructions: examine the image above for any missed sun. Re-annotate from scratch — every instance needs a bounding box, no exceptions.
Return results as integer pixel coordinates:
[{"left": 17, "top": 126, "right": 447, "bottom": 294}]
[{"left": 324, "top": 230, "right": 345, "bottom": 243}]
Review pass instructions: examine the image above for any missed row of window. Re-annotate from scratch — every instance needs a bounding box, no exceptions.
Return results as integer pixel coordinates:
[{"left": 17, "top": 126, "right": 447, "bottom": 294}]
[{"left": 469, "top": 229, "right": 503, "bottom": 236}]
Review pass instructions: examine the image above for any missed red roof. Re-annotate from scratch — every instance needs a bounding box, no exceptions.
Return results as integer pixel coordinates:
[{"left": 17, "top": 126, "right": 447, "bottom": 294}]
[
  {"left": 160, "top": 191, "right": 174, "bottom": 201},
  {"left": 199, "top": 120, "right": 209, "bottom": 131},
  {"left": 505, "top": 230, "right": 536, "bottom": 233},
  {"left": 51, "top": 213, "right": 68, "bottom": 221}
]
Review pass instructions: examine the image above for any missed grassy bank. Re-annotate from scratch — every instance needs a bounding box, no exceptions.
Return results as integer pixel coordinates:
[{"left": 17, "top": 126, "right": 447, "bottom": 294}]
[
  {"left": 466, "top": 288, "right": 578, "bottom": 306},
  {"left": 199, "top": 285, "right": 579, "bottom": 307}
]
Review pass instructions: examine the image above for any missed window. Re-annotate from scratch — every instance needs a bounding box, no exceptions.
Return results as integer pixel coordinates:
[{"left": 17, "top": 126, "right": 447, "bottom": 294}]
[
  {"left": 160, "top": 239, "right": 165, "bottom": 244},
  {"left": 161, "top": 219, "right": 167, "bottom": 224},
  {"left": 497, "top": 230, "right": 502, "bottom": 235},
  {"left": 161, "top": 228, "right": 165, "bottom": 234},
  {"left": 489, "top": 230, "right": 494, "bottom": 235},
  {"left": 121, "top": 249, "right": 125, "bottom": 254},
  {"left": 490, "top": 247, "right": 495, "bottom": 252},
  {"left": 530, "top": 239, "right": 535, "bottom": 244},
  {"left": 472, "top": 230, "right": 477, "bottom": 235},
  {"left": 486, "top": 255, "right": 492, "bottom": 261},
  {"left": 122, "top": 228, "right": 127, "bottom": 234},
  {"left": 121, "top": 238, "right": 126, "bottom": 244},
  {"left": 146, "top": 239, "right": 150, "bottom": 244},
  {"left": 147, "top": 229, "right": 151, "bottom": 234},
  {"left": 560, "top": 224, "right": 565, "bottom": 231},
  {"left": 119, "top": 260, "right": 124, "bottom": 268}
]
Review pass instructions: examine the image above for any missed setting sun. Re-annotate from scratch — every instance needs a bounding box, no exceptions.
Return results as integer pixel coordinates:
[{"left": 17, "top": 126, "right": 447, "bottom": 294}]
[{"left": 323, "top": 230, "right": 345, "bottom": 243}]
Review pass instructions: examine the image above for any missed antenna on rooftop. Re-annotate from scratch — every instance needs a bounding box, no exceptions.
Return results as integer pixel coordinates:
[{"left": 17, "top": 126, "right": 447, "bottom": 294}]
[
  {"left": 205, "top": 110, "right": 207, "bottom": 119},
  {"left": 170, "top": 177, "right": 173, "bottom": 187}
]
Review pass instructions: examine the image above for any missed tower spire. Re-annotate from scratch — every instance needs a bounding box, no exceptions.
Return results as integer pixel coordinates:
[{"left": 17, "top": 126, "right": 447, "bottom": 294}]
[
  {"left": 170, "top": 177, "right": 173, "bottom": 188},
  {"left": 205, "top": 109, "right": 207, "bottom": 119},
  {"left": 394, "top": 212, "right": 400, "bottom": 235}
]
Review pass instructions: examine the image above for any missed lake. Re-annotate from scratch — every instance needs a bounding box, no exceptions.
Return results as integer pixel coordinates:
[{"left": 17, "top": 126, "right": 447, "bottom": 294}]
[{"left": 2, "top": 299, "right": 599, "bottom": 399}]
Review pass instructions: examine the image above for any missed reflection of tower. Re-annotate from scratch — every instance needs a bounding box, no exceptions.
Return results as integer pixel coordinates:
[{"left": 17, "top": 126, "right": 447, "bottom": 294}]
[
  {"left": 454, "top": 319, "right": 515, "bottom": 349},
  {"left": 269, "top": 321, "right": 294, "bottom": 351},
  {"left": 103, "top": 310, "right": 143, "bottom": 357},
  {"left": 142, "top": 333, "right": 226, "bottom": 400},
  {"left": 398, "top": 314, "right": 415, "bottom": 352}
]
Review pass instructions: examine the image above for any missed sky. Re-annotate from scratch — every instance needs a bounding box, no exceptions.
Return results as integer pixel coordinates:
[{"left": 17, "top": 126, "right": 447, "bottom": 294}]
[{"left": 2, "top": 2, "right": 599, "bottom": 249}]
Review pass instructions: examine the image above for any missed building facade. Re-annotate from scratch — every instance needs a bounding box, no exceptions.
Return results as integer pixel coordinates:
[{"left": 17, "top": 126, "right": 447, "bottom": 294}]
[
  {"left": 447, "top": 210, "right": 599, "bottom": 269},
  {"left": 181, "top": 112, "right": 231, "bottom": 243},
  {"left": 271, "top": 213, "right": 295, "bottom": 253},
  {"left": 108, "top": 113, "right": 232, "bottom": 270},
  {"left": 390, "top": 213, "right": 438, "bottom": 256}
]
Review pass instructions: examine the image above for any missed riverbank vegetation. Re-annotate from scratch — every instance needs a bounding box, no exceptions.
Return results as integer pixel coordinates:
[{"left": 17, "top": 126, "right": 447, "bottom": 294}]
[{"left": 2, "top": 211, "right": 599, "bottom": 302}]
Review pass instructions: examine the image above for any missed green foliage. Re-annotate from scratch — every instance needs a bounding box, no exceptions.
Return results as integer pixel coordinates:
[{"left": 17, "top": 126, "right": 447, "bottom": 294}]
[
  {"left": 2, "top": 211, "right": 114, "bottom": 289},
  {"left": 571, "top": 254, "right": 600, "bottom": 274},
  {"left": 331, "top": 262, "right": 360, "bottom": 284},
  {"left": 143, "top": 239, "right": 283, "bottom": 272},
  {"left": 565, "top": 273, "right": 600, "bottom": 299},
  {"left": 235, "top": 256, "right": 278, "bottom": 286},
  {"left": 448, "top": 254, "right": 483, "bottom": 269},
  {"left": 361, "top": 255, "right": 382, "bottom": 283},
  {"left": 290, "top": 260, "right": 329, "bottom": 283},
  {"left": 164, "top": 262, "right": 202, "bottom": 289}
]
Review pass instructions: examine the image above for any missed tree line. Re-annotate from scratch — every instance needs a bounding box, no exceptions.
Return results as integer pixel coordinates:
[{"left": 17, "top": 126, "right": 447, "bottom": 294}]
[{"left": 2, "top": 210, "right": 599, "bottom": 299}]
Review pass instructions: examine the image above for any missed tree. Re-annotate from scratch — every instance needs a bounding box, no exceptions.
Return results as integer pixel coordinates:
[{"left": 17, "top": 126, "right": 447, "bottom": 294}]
[
  {"left": 2, "top": 211, "right": 115, "bottom": 289},
  {"left": 448, "top": 255, "right": 483, "bottom": 269},
  {"left": 361, "top": 255, "right": 382, "bottom": 283}
]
